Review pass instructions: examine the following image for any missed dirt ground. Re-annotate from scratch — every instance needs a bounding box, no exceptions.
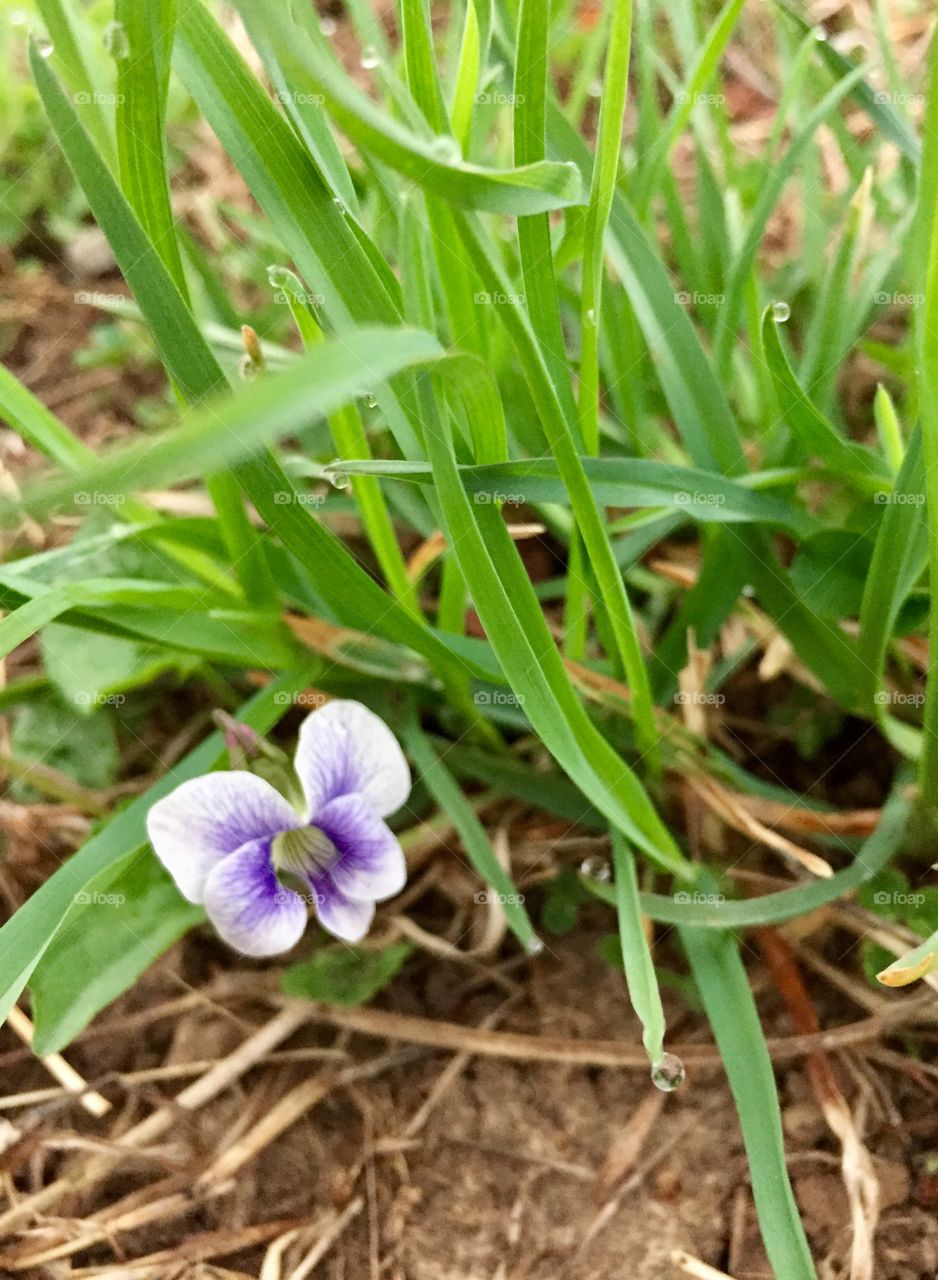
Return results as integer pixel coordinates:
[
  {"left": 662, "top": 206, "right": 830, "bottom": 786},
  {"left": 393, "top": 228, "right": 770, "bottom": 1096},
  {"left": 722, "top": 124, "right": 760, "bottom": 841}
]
[{"left": 0, "top": 901, "right": 937, "bottom": 1278}]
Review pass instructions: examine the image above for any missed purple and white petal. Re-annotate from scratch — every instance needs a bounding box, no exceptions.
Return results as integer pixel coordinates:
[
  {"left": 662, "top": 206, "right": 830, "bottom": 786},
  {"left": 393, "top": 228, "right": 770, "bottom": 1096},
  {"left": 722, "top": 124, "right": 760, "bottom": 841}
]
[
  {"left": 147, "top": 771, "right": 302, "bottom": 903},
  {"left": 315, "top": 793, "right": 407, "bottom": 903},
  {"left": 202, "top": 838, "right": 307, "bottom": 957},
  {"left": 312, "top": 880, "right": 376, "bottom": 943},
  {"left": 294, "top": 700, "right": 411, "bottom": 819}
]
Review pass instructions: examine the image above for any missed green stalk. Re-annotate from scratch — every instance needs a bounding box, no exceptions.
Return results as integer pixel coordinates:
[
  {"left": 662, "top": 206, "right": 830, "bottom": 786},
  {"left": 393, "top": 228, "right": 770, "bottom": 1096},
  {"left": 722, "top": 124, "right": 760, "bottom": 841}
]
[{"left": 578, "top": 0, "right": 632, "bottom": 457}]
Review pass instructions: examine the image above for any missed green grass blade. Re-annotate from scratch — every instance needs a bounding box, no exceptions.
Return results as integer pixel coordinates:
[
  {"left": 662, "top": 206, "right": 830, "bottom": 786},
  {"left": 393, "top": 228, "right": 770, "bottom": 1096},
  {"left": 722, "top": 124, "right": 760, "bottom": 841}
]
[
  {"left": 590, "top": 785, "right": 911, "bottom": 928},
  {"left": 775, "top": 1, "right": 920, "bottom": 163},
  {"left": 403, "top": 716, "right": 538, "bottom": 951},
  {"left": 328, "top": 456, "right": 818, "bottom": 536},
  {"left": 611, "top": 832, "right": 665, "bottom": 1064},
  {"left": 232, "top": 0, "right": 583, "bottom": 216},
  {"left": 632, "top": 0, "right": 744, "bottom": 213},
  {"left": 681, "top": 921, "right": 818, "bottom": 1280},
  {"left": 12, "top": 329, "right": 441, "bottom": 521},
  {"left": 858, "top": 426, "right": 927, "bottom": 710},
  {"left": 761, "top": 307, "right": 888, "bottom": 492},
  {"left": 579, "top": 0, "right": 633, "bottom": 456}
]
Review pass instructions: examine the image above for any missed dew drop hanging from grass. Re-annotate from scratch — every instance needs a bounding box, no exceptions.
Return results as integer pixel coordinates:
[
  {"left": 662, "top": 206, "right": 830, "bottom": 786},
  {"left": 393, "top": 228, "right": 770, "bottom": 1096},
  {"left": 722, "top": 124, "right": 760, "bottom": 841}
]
[
  {"left": 651, "top": 1052, "right": 685, "bottom": 1092},
  {"left": 772, "top": 300, "right": 791, "bottom": 322},
  {"left": 104, "top": 21, "right": 130, "bottom": 61},
  {"left": 429, "top": 136, "right": 462, "bottom": 165}
]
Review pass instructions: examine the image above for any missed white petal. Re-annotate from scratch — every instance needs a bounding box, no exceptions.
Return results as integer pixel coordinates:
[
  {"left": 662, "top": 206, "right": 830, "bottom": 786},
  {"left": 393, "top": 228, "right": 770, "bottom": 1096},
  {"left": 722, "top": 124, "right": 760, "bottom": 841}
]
[
  {"left": 316, "top": 794, "right": 407, "bottom": 902},
  {"left": 147, "top": 771, "right": 301, "bottom": 903},
  {"left": 202, "top": 839, "right": 308, "bottom": 957},
  {"left": 294, "top": 700, "right": 411, "bottom": 819},
  {"left": 315, "top": 884, "right": 376, "bottom": 944}
]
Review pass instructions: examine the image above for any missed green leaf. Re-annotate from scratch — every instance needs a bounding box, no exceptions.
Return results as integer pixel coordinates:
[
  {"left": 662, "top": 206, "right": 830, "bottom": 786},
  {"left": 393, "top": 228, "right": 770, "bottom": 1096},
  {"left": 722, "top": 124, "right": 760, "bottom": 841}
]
[
  {"left": 11, "top": 693, "right": 118, "bottom": 801},
  {"left": 29, "top": 856, "right": 203, "bottom": 1054},
  {"left": 41, "top": 623, "right": 196, "bottom": 711},
  {"left": 282, "top": 942, "right": 413, "bottom": 1005}
]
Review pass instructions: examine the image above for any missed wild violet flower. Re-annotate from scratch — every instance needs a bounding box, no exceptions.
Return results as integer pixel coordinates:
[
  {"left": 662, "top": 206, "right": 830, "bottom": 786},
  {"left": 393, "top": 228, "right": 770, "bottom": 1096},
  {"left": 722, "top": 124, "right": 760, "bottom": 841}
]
[{"left": 147, "top": 700, "right": 410, "bottom": 955}]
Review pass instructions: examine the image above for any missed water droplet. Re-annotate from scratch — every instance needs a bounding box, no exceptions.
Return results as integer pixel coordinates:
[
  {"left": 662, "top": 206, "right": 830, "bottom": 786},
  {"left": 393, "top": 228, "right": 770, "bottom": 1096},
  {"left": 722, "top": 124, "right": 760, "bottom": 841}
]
[
  {"left": 35, "top": 34, "right": 54, "bottom": 58},
  {"left": 429, "top": 135, "right": 462, "bottom": 165},
  {"left": 104, "top": 20, "right": 129, "bottom": 60},
  {"left": 267, "top": 264, "right": 296, "bottom": 292},
  {"left": 326, "top": 461, "right": 350, "bottom": 489},
  {"left": 580, "top": 855, "right": 611, "bottom": 882},
  {"left": 812, "top": 25, "right": 828, "bottom": 42},
  {"left": 525, "top": 935, "right": 545, "bottom": 956},
  {"left": 238, "top": 354, "right": 258, "bottom": 383},
  {"left": 588, "top": 79, "right": 603, "bottom": 98},
  {"left": 772, "top": 300, "right": 790, "bottom": 323},
  {"left": 651, "top": 1053, "right": 685, "bottom": 1092},
  {"left": 332, "top": 196, "right": 348, "bottom": 217},
  {"left": 320, "top": 16, "right": 338, "bottom": 37},
  {"left": 585, "top": 307, "right": 597, "bottom": 327},
  {"left": 364, "top": 392, "right": 378, "bottom": 409},
  {"left": 360, "top": 45, "right": 380, "bottom": 70}
]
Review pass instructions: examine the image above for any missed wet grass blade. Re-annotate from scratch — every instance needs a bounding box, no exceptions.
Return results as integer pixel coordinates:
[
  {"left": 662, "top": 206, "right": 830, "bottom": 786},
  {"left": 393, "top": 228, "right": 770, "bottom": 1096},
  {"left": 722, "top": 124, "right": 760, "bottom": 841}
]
[
  {"left": 611, "top": 832, "right": 665, "bottom": 1064},
  {"left": 681, "top": 920, "right": 818, "bottom": 1280}
]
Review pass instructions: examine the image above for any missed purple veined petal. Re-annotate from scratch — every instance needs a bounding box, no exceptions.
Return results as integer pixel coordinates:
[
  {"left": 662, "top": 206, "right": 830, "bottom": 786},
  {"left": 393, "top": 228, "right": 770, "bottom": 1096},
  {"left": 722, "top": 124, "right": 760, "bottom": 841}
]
[
  {"left": 294, "top": 699, "right": 411, "bottom": 819},
  {"left": 315, "top": 793, "right": 407, "bottom": 903},
  {"left": 312, "top": 878, "right": 377, "bottom": 943},
  {"left": 202, "top": 838, "right": 308, "bottom": 957},
  {"left": 147, "top": 771, "right": 302, "bottom": 903}
]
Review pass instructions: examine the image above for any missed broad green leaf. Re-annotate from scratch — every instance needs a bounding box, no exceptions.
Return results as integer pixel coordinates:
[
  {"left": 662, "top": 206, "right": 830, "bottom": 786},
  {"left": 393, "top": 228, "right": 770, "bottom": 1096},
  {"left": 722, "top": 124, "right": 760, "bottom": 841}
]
[
  {"left": 283, "top": 942, "right": 413, "bottom": 1006},
  {"left": 11, "top": 693, "right": 118, "bottom": 801},
  {"left": 29, "top": 856, "right": 203, "bottom": 1054}
]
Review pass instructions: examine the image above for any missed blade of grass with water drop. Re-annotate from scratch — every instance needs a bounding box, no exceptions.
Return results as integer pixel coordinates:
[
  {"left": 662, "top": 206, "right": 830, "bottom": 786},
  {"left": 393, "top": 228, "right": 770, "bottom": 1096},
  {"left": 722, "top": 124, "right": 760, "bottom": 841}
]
[
  {"left": 610, "top": 832, "right": 665, "bottom": 1063},
  {"left": 231, "top": 0, "right": 583, "bottom": 216},
  {"left": 761, "top": 306, "right": 889, "bottom": 491},
  {"left": 680, "top": 921, "right": 818, "bottom": 1280}
]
